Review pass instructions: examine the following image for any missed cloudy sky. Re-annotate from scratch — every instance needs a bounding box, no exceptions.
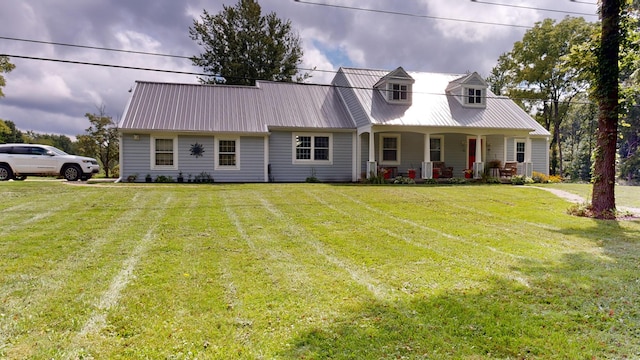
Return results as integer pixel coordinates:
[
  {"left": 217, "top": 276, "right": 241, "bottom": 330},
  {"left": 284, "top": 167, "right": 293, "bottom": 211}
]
[{"left": 0, "top": 0, "right": 599, "bottom": 138}]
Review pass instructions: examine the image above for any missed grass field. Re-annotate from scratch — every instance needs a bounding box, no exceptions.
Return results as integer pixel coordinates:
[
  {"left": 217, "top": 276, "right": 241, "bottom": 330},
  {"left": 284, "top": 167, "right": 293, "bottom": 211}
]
[{"left": 1, "top": 181, "right": 639, "bottom": 359}]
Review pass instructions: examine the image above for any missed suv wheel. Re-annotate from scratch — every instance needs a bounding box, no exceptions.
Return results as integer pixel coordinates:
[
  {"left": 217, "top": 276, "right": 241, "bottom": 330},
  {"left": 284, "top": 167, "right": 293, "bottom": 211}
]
[
  {"left": 0, "top": 164, "right": 13, "bottom": 181},
  {"left": 63, "top": 165, "right": 82, "bottom": 181}
]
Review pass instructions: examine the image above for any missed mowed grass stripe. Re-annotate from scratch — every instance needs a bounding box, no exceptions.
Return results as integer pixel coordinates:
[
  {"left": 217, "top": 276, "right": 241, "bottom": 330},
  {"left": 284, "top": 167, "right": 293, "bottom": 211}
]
[{"left": 1, "top": 187, "right": 171, "bottom": 359}]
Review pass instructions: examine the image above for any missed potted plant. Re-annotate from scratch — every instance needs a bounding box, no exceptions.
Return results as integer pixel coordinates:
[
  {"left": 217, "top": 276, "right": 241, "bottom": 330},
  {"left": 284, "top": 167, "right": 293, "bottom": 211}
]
[
  {"left": 407, "top": 168, "right": 416, "bottom": 179},
  {"left": 463, "top": 169, "right": 473, "bottom": 179},
  {"left": 145, "top": 174, "right": 152, "bottom": 183},
  {"left": 380, "top": 168, "right": 390, "bottom": 180},
  {"left": 177, "top": 172, "right": 184, "bottom": 183}
]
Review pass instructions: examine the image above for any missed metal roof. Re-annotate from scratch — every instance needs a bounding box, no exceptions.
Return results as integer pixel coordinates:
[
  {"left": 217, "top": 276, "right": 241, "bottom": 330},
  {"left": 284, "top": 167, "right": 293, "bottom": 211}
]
[
  {"left": 338, "top": 67, "right": 551, "bottom": 136},
  {"left": 119, "top": 67, "right": 550, "bottom": 137},
  {"left": 119, "top": 80, "right": 355, "bottom": 133}
]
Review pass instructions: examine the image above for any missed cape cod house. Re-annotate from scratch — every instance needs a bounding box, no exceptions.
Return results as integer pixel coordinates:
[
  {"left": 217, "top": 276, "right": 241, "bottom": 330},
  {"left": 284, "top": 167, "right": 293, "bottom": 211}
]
[{"left": 117, "top": 67, "right": 550, "bottom": 182}]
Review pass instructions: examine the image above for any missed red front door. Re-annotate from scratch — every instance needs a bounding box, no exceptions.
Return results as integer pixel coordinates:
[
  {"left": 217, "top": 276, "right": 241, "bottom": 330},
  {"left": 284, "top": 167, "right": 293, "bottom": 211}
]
[{"left": 468, "top": 139, "right": 483, "bottom": 169}]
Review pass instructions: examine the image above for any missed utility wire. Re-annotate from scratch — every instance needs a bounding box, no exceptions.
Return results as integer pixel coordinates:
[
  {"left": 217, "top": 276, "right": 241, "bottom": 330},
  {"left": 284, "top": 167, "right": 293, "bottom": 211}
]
[
  {"left": 1, "top": 53, "right": 595, "bottom": 105},
  {"left": 0, "top": 35, "right": 191, "bottom": 59},
  {"left": 293, "top": 0, "right": 533, "bottom": 29},
  {"left": 470, "top": 0, "right": 598, "bottom": 17}
]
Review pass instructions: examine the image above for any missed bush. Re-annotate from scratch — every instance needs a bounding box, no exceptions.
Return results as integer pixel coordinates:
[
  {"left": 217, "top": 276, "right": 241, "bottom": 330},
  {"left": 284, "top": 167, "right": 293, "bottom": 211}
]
[
  {"left": 392, "top": 176, "right": 415, "bottom": 184},
  {"left": 532, "top": 171, "right": 549, "bottom": 183},
  {"left": 548, "top": 175, "right": 563, "bottom": 183},
  {"left": 511, "top": 175, "right": 534, "bottom": 185}
]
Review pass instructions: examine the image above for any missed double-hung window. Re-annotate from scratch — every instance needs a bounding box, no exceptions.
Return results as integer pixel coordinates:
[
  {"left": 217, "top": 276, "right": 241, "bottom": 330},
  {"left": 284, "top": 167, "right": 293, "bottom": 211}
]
[
  {"left": 429, "top": 137, "right": 442, "bottom": 162},
  {"left": 380, "top": 134, "right": 400, "bottom": 165},
  {"left": 151, "top": 136, "right": 177, "bottom": 169},
  {"left": 516, "top": 140, "right": 526, "bottom": 163},
  {"left": 293, "top": 133, "right": 332, "bottom": 164},
  {"left": 215, "top": 137, "right": 239, "bottom": 169}
]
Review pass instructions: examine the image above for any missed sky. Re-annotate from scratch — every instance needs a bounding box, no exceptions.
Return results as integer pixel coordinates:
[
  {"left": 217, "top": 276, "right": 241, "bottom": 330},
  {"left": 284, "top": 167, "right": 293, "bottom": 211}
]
[{"left": 0, "top": 0, "right": 600, "bottom": 139}]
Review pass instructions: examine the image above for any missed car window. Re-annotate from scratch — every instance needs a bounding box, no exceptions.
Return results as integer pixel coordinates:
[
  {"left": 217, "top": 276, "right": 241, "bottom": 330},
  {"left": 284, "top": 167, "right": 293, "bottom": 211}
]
[
  {"left": 30, "top": 147, "right": 49, "bottom": 156},
  {"left": 11, "top": 146, "right": 31, "bottom": 155},
  {"left": 0, "top": 147, "right": 11, "bottom": 154}
]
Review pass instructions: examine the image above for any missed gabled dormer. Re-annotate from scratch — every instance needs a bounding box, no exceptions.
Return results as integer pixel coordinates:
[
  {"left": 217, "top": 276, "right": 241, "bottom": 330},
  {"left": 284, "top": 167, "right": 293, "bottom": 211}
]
[
  {"left": 446, "top": 72, "right": 488, "bottom": 108},
  {"left": 374, "top": 67, "right": 415, "bottom": 104}
]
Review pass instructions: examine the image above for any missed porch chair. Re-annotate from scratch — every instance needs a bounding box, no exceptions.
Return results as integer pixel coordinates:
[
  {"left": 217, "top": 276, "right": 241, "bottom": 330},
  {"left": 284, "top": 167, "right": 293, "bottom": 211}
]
[
  {"left": 432, "top": 161, "right": 453, "bottom": 178},
  {"left": 499, "top": 161, "right": 518, "bottom": 178}
]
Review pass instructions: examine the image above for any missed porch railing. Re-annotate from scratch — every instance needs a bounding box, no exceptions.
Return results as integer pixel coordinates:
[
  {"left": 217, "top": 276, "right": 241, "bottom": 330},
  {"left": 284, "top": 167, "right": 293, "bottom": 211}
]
[
  {"left": 367, "top": 161, "right": 377, "bottom": 177},
  {"left": 422, "top": 161, "right": 433, "bottom": 179}
]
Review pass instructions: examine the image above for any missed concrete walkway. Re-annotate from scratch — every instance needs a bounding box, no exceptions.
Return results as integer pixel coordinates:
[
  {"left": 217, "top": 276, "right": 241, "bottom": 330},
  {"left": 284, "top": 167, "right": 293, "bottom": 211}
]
[{"left": 533, "top": 186, "right": 640, "bottom": 217}]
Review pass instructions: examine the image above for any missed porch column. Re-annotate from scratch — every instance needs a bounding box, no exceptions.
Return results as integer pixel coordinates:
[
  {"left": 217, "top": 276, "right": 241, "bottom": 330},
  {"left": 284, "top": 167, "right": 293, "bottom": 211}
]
[
  {"left": 473, "top": 134, "right": 483, "bottom": 179},
  {"left": 524, "top": 136, "right": 533, "bottom": 177},
  {"left": 366, "top": 131, "right": 377, "bottom": 177},
  {"left": 422, "top": 133, "right": 432, "bottom": 179}
]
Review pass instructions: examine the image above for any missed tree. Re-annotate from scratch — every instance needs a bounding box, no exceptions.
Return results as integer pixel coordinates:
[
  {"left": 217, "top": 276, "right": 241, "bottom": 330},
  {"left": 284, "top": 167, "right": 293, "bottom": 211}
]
[
  {"left": 592, "top": 0, "right": 623, "bottom": 219},
  {"left": 0, "top": 119, "right": 24, "bottom": 143},
  {"left": 488, "top": 17, "right": 596, "bottom": 176},
  {"left": 189, "top": 0, "right": 307, "bottom": 85},
  {"left": 77, "top": 109, "right": 119, "bottom": 178},
  {"left": 0, "top": 56, "right": 15, "bottom": 98}
]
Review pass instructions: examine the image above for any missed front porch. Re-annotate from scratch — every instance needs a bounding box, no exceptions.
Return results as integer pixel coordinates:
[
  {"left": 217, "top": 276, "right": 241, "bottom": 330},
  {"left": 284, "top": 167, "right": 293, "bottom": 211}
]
[{"left": 358, "top": 129, "right": 535, "bottom": 181}]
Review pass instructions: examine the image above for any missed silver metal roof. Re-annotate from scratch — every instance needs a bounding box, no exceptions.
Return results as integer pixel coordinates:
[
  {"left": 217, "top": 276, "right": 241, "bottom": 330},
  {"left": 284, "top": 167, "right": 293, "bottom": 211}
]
[
  {"left": 119, "top": 80, "right": 355, "bottom": 133},
  {"left": 337, "top": 67, "right": 551, "bottom": 136},
  {"left": 119, "top": 67, "right": 550, "bottom": 137}
]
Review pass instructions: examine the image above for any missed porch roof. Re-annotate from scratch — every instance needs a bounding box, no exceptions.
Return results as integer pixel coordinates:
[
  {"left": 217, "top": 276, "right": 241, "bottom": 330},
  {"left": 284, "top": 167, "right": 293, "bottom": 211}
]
[{"left": 338, "top": 68, "right": 550, "bottom": 136}]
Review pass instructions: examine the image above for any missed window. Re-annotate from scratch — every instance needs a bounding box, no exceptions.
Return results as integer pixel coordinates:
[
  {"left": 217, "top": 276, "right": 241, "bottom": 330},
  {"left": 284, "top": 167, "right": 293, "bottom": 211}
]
[
  {"left": 293, "top": 133, "right": 332, "bottom": 164},
  {"left": 516, "top": 141, "right": 525, "bottom": 163},
  {"left": 463, "top": 88, "right": 485, "bottom": 106},
  {"left": 151, "top": 135, "right": 177, "bottom": 169},
  {"left": 215, "top": 137, "right": 239, "bottom": 170},
  {"left": 389, "top": 83, "right": 408, "bottom": 101},
  {"left": 429, "top": 137, "right": 442, "bottom": 162},
  {"left": 379, "top": 134, "right": 400, "bottom": 164}
]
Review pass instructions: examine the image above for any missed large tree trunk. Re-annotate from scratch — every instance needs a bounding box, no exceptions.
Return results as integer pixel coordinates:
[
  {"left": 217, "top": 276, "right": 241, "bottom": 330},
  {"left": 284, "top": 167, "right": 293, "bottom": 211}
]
[{"left": 591, "top": 0, "right": 621, "bottom": 219}]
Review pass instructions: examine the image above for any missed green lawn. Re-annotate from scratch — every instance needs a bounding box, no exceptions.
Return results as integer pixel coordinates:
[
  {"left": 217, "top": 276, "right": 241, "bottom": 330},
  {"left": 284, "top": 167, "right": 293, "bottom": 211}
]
[
  {"left": 1, "top": 182, "right": 639, "bottom": 359},
  {"left": 539, "top": 182, "right": 640, "bottom": 209}
]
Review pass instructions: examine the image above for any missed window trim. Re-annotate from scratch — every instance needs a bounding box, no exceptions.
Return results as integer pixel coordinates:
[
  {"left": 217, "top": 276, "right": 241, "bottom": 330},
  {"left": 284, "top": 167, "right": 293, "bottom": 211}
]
[
  {"left": 292, "top": 133, "right": 333, "bottom": 165},
  {"left": 429, "top": 136, "right": 444, "bottom": 162},
  {"left": 379, "top": 133, "right": 401, "bottom": 165},
  {"left": 150, "top": 135, "right": 178, "bottom": 170},
  {"left": 463, "top": 87, "right": 485, "bottom": 107},
  {"left": 215, "top": 136, "right": 240, "bottom": 170},
  {"left": 386, "top": 82, "right": 412, "bottom": 103},
  {"left": 514, "top": 139, "right": 526, "bottom": 163}
]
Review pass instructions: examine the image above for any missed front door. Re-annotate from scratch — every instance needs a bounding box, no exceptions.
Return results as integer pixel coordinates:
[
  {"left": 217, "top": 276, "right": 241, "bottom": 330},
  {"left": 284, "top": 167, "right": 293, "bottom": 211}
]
[{"left": 468, "top": 139, "right": 483, "bottom": 169}]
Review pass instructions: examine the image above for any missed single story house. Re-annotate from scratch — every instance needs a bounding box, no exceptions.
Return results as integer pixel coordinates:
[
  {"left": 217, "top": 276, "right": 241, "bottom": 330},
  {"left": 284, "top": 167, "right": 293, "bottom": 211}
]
[{"left": 117, "top": 66, "right": 550, "bottom": 182}]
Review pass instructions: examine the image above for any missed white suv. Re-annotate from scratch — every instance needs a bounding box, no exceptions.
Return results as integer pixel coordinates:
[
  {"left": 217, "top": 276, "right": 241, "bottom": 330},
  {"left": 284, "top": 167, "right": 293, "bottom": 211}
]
[{"left": 0, "top": 144, "right": 100, "bottom": 181}]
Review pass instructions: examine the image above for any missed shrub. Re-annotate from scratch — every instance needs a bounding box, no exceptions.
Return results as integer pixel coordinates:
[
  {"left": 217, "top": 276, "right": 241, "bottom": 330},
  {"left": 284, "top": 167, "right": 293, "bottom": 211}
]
[
  {"left": 392, "top": 176, "right": 415, "bottom": 184},
  {"left": 511, "top": 175, "right": 534, "bottom": 185},
  {"left": 548, "top": 175, "right": 563, "bottom": 183},
  {"left": 532, "top": 171, "right": 549, "bottom": 183}
]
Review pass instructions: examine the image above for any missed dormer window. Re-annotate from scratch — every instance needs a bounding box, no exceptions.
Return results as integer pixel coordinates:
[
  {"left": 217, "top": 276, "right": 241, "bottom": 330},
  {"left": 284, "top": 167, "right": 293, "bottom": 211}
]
[
  {"left": 464, "top": 87, "right": 485, "bottom": 106},
  {"left": 374, "top": 67, "right": 415, "bottom": 105},
  {"left": 389, "top": 83, "right": 409, "bottom": 101},
  {"left": 446, "top": 72, "right": 488, "bottom": 108}
]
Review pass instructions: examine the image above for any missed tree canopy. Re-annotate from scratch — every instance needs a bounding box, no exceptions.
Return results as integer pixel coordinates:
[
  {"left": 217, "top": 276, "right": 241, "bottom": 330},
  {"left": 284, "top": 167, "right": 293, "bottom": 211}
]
[
  {"left": 76, "top": 109, "right": 119, "bottom": 178},
  {"left": 488, "top": 17, "right": 597, "bottom": 176},
  {"left": 189, "top": 0, "right": 306, "bottom": 85},
  {"left": 0, "top": 56, "right": 15, "bottom": 98}
]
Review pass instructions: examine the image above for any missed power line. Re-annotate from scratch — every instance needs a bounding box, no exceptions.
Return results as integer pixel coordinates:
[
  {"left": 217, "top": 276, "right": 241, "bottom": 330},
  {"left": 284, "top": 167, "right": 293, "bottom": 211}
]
[
  {"left": 1, "top": 53, "right": 594, "bottom": 105},
  {"left": 293, "top": 0, "right": 534, "bottom": 29},
  {"left": 470, "top": 0, "right": 598, "bottom": 17},
  {"left": 0, "top": 36, "right": 191, "bottom": 60}
]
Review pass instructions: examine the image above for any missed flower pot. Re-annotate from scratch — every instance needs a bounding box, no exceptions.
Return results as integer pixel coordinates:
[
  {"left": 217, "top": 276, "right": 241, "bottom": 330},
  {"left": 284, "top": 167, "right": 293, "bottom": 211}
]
[
  {"left": 464, "top": 172, "right": 472, "bottom": 179},
  {"left": 433, "top": 168, "right": 440, "bottom": 179},
  {"left": 407, "top": 169, "right": 416, "bottom": 179}
]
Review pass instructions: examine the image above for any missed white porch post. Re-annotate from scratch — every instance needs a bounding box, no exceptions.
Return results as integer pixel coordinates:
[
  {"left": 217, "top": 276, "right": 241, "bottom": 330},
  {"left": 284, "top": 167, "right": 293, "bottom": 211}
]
[
  {"left": 473, "top": 134, "right": 483, "bottom": 179},
  {"left": 422, "top": 133, "right": 432, "bottom": 179},
  {"left": 366, "top": 130, "right": 377, "bottom": 177},
  {"left": 524, "top": 136, "right": 533, "bottom": 177}
]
